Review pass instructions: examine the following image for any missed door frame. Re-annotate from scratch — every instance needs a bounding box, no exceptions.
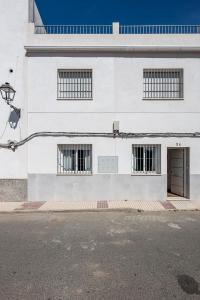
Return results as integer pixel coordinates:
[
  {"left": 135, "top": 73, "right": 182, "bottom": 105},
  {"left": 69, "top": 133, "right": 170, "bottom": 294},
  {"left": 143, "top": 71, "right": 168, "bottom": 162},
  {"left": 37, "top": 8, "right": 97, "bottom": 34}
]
[{"left": 167, "top": 147, "right": 190, "bottom": 199}]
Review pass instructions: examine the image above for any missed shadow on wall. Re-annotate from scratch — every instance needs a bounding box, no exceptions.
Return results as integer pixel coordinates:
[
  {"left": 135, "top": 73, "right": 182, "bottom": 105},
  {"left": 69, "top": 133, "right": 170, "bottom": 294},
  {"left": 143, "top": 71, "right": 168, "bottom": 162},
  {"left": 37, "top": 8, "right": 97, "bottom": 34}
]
[{"left": 8, "top": 109, "right": 20, "bottom": 129}]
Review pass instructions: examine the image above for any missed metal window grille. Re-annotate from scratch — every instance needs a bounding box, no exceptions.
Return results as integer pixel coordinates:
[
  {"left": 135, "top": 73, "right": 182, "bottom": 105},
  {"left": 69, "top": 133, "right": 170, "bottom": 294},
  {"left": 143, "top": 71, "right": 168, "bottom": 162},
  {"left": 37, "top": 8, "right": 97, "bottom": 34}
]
[
  {"left": 132, "top": 145, "right": 161, "bottom": 174},
  {"left": 57, "top": 144, "right": 92, "bottom": 175},
  {"left": 57, "top": 70, "right": 93, "bottom": 100},
  {"left": 143, "top": 69, "right": 184, "bottom": 99}
]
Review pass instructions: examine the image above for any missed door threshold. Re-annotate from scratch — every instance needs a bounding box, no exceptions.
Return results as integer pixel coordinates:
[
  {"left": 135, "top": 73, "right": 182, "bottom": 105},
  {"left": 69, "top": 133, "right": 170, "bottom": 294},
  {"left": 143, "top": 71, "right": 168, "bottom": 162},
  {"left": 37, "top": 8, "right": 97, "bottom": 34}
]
[{"left": 167, "top": 197, "right": 190, "bottom": 201}]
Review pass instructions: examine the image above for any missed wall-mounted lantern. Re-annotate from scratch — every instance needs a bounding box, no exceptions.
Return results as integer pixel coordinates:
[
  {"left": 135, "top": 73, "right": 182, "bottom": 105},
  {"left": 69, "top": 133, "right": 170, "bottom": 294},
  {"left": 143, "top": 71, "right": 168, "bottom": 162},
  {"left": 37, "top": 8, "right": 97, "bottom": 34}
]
[
  {"left": 0, "top": 82, "right": 21, "bottom": 120},
  {"left": 0, "top": 82, "right": 16, "bottom": 104}
]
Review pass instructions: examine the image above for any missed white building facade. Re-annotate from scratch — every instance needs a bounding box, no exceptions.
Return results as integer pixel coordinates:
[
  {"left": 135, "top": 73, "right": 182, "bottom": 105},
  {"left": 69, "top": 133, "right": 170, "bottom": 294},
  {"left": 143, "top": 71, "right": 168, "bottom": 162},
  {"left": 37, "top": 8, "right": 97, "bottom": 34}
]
[{"left": 1, "top": 0, "right": 200, "bottom": 203}]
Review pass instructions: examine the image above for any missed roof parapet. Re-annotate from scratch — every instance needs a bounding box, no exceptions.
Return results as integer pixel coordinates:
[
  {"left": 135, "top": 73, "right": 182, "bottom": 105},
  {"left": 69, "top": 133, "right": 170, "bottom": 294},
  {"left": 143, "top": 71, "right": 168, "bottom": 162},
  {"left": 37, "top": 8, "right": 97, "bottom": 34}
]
[{"left": 34, "top": 23, "right": 200, "bottom": 35}]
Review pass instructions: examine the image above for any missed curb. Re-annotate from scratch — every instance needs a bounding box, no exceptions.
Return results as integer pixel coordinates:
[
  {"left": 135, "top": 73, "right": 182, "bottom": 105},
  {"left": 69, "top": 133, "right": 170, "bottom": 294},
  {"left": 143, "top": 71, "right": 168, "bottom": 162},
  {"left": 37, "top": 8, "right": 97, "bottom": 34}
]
[{"left": 0, "top": 208, "right": 199, "bottom": 214}]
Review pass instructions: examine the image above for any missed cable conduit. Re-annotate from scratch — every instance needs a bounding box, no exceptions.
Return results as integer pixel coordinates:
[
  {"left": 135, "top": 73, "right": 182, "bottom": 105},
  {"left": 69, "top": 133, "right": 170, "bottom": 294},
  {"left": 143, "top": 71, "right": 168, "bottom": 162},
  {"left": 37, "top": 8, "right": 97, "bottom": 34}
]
[{"left": 0, "top": 131, "right": 199, "bottom": 151}]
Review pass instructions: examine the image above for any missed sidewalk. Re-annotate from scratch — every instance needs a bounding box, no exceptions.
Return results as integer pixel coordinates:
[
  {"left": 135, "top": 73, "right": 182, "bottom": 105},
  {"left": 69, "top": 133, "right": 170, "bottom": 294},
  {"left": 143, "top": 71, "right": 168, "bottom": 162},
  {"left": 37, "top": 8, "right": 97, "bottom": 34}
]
[{"left": 0, "top": 200, "right": 199, "bottom": 213}]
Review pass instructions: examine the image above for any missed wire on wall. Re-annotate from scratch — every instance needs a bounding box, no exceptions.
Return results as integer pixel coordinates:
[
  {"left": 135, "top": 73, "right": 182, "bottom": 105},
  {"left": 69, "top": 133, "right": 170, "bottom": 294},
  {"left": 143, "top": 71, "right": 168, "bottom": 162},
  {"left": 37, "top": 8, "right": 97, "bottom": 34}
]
[{"left": 0, "top": 131, "right": 200, "bottom": 151}]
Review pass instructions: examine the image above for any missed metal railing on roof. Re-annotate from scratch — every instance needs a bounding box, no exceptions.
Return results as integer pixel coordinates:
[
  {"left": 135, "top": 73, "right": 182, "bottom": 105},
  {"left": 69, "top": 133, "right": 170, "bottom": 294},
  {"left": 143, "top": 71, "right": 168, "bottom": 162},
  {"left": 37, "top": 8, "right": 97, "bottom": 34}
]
[
  {"left": 120, "top": 25, "right": 200, "bottom": 34},
  {"left": 34, "top": 23, "right": 200, "bottom": 35},
  {"left": 35, "top": 24, "right": 112, "bottom": 34}
]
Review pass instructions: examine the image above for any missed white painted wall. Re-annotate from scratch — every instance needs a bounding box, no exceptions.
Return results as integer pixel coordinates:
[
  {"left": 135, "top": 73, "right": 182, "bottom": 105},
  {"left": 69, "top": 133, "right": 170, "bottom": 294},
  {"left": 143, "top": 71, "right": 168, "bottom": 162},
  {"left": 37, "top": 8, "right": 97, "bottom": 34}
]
[
  {"left": 1, "top": 0, "right": 200, "bottom": 191},
  {"left": 27, "top": 56, "right": 200, "bottom": 113},
  {"left": 27, "top": 135, "right": 200, "bottom": 176},
  {"left": 26, "top": 55, "right": 200, "bottom": 176},
  {"left": 0, "top": 0, "right": 43, "bottom": 178},
  {"left": 0, "top": 0, "right": 29, "bottom": 178}
]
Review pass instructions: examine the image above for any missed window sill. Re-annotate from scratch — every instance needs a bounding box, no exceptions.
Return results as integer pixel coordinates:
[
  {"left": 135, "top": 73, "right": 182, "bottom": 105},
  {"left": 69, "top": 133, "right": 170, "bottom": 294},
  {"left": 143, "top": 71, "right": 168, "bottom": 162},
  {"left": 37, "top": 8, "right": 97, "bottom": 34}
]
[
  {"left": 142, "top": 98, "right": 184, "bottom": 101},
  {"left": 57, "top": 98, "right": 93, "bottom": 101},
  {"left": 131, "top": 173, "right": 162, "bottom": 176},
  {"left": 57, "top": 173, "right": 93, "bottom": 176}
]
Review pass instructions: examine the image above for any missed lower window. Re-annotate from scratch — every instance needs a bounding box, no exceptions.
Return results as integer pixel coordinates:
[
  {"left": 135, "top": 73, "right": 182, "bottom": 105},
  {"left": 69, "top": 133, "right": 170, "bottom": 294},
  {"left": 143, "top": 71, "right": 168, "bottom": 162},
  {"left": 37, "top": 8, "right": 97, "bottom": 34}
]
[
  {"left": 57, "top": 144, "right": 92, "bottom": 175},
  {"left": 132, "top": 144, "right": 161, "bottom": 174}
]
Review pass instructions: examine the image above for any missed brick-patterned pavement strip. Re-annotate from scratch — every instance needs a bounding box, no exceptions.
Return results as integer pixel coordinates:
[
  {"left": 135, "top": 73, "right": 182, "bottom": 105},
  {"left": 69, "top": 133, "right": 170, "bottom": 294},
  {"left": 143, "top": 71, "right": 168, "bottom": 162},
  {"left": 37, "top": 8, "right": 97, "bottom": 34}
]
[
  {"left": 161, "top": 201, "right": 176, "bottom": 210},
  {"left": 15, "top": 202, "right": 46, "bottom": 210},
  {"left": 97, "top": 201, "right": 109, "bottom": 209}
]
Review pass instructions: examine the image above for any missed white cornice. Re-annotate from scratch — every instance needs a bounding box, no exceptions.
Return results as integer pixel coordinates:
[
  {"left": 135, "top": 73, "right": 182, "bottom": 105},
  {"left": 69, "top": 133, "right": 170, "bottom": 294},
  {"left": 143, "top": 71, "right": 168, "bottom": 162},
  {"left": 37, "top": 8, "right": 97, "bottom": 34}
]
[{"left": 24, "top": 45, "right": 200, "bottom": 54}]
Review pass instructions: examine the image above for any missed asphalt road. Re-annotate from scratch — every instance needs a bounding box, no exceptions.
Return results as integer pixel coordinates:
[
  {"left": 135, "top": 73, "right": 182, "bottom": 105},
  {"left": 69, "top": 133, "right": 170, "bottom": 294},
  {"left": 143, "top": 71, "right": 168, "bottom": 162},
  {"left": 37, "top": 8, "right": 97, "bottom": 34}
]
[{"left": 0, "top": 211, "right": 200, "bottom": 300}]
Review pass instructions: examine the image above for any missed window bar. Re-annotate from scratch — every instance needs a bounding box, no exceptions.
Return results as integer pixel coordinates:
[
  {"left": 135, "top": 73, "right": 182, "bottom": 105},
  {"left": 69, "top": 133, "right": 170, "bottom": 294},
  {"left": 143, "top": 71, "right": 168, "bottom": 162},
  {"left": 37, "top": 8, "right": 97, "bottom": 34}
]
[
  {"left": 132, "top": 145, "right": 161, "bottom": 174},
  {"left": 155, "top": 145, "right": 158, "bottom": 173},
  {"left": 57, "top": 70, "right": 92, "bottom": 100},
  {"left": 143, "top": 69, "right": 183, "bottom": 99},
  {"left": 58, "top": 145, "right": 92, "bottom": 175}
]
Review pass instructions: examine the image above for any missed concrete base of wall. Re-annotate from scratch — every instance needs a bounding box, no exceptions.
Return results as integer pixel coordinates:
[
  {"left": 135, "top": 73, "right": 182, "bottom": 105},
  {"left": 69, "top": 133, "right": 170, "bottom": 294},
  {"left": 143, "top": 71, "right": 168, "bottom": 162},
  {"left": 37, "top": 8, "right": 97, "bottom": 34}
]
[
  {"left": 28, "top": 174, "right": 167, "bottom": 202},
  {"left": 0, "top": 179, "right": 27, "bottom": 202},
  {"left": 189, "top": 175, "right": 200, "bottom": 201},
  {"left": 0, "top": 174, "right": 199, "bottom": 203}
]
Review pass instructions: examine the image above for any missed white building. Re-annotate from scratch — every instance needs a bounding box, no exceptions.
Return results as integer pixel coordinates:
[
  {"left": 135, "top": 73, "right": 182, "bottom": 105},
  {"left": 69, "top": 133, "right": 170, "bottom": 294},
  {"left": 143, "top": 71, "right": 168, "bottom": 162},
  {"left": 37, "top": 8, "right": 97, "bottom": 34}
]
[{"left": 1, "top": 0, "right": 200, "bottom": 203}]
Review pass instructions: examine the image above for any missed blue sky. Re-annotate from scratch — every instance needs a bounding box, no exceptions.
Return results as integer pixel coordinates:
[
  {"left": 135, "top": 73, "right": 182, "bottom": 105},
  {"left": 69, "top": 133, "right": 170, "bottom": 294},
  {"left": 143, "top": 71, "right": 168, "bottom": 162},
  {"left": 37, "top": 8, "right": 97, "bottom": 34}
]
[{"left": 35, "top": 0, "right": 200, "bottom": 25}]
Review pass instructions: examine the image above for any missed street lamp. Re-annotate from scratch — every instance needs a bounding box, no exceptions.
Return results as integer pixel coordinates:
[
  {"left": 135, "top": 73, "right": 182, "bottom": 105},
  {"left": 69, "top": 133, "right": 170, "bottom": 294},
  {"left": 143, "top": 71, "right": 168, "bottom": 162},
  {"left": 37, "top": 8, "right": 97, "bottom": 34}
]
[
  {"left": 0, "top": 82, "right": 21, "bottom": 119},
  {"left": 0, "top": 82, "right": 16, "bottom": 104}
]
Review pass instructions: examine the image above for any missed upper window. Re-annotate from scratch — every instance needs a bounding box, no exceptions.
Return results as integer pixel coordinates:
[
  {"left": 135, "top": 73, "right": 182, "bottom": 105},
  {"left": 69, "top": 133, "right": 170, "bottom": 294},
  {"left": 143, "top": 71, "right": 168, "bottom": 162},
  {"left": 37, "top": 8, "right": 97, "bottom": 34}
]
[
  {"left": 143, "top": 69, "right": 184, "bottom": 100},
  {"left": 57, "top": 69, "right": 93, "bottom": 100},
  {"left": 132, "top": 144, "right": 161, "bottom": 175},
  {"left": 57, "top": 144, "right": 92, "bottom": 175}
]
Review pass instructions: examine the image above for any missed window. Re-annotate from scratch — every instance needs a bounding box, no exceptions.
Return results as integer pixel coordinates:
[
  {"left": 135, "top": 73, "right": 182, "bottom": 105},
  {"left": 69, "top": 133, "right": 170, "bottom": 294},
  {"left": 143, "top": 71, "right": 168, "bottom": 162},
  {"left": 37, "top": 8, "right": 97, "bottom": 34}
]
[
  {"left": 57, "top": 144, "right": 92, "bottom": 175},
  {"left": 143, "top": 69, "right": 183, "bottom": 99},
  {"left": 57, "top": 69, "right": 92, "bottom": 100},
  {"left": 132, "top": 145, "right": 161, "bottom": 174}
]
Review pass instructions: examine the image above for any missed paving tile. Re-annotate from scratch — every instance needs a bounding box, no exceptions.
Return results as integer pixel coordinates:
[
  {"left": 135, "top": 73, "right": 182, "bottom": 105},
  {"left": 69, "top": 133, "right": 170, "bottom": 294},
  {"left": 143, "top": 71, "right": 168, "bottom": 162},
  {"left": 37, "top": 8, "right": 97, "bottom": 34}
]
[
  {"left": 170, "top": 201, "right": 197, "bottom": 210},
  {"left": 38, "top": 201, "right": 97, "bottom": 211},
  {"left": 109, "top": 200, "right": 165, "bottom": 211},
  {"left": 134, "top": 201, "right": 165, "bottom": 211},
  {"left": 0, "top": 202, "right": 23, "bottom": 212},
  {"left": 108, "top": 200, "right": 130, "bottom": 209}
]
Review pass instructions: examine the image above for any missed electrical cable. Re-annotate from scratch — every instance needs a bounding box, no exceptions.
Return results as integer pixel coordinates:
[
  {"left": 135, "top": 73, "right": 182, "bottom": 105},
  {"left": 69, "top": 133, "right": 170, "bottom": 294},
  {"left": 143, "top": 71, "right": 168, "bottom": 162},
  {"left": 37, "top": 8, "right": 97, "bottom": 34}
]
[
  {"left": 0, "top": 121, "right": 8, "bottom": 140},
  {"left": 1, "top": 131, "right": 200, "bottom": 151}
]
